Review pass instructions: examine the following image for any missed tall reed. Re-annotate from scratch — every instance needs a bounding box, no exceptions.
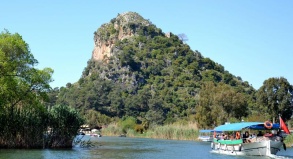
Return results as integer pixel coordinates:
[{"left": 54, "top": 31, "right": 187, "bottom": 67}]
[
  {"left": 144, "top": 122, "right": 199, "bottom": 140},
  {"left": 101, "top": 121, "right": 199, "bottom": 141},
  {"left": 101, "top": 123, "right": 123, "bottom": 136},
  {"left": 0, "top": 105, "right": 47, "bottom": 148},
  {"left": 0, "top": 104, "right": 83, "bottom": 149}
]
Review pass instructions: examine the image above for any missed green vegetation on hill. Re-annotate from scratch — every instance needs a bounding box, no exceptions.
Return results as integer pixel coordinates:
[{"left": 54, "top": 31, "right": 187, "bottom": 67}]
[
  {"left": 48, "top": 12, "right": 293, "bottom": 136},
  {"left": 52, "top": 12, "right": 265, "bottom": 128}
]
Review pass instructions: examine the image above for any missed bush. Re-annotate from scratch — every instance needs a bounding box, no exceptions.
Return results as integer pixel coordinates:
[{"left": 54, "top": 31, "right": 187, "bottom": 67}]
[
  {"left": 119, "top": 116, "right": 136, "bottom": 134},
  {"left": 284, "top": 134, "right": 293, "bottom": 147},
  {"left": 134, "top": 125, "right": 144, "bottom": 134},
  {"left": 47, "top": 105, "right": 85, "bottom": 148}
]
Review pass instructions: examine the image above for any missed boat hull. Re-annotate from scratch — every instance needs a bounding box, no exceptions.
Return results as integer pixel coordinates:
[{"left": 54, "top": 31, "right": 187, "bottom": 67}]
[
  {"left": 211, "top": 139, "right": 283, "bottom": 156},
  {"left": 198, "top": 136, "right": 213, "bottom": 142}
]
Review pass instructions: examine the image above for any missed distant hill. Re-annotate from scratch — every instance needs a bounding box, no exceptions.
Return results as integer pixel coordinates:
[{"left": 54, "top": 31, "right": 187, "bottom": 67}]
[{"left": 55, "top": 12, "right": 255, "bottom": 125}]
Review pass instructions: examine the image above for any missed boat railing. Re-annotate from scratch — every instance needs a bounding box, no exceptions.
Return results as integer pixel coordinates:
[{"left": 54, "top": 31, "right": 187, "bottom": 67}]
[
  {"left": 213, "top": 138, "right": 243, "bottom": 145},
  {"left": 242, "top": 135, "right": 283, "bottom": 144}
]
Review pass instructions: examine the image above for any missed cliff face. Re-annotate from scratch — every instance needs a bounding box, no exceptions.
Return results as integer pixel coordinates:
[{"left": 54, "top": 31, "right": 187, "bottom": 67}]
[{"left": 92, "top": 12, "right": 151, "bottom": 61}]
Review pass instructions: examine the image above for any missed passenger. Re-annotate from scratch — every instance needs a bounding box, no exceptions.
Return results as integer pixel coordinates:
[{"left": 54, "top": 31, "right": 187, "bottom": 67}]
[
  {"left": 224, "top": 134, "right": 228, "bottom": 140},
  {"left": 243, "top": 131, "right": 250, "bottom": 143},
  {"left": 257, "top": 131, "right": 263, "bottom": 137},
  {"left": 251, "top": 133, "right": 256, "bottom": 138},
  {"left": 220, "top": 133, "right": 225, "bottom": 140},
  {"left": 275, "top": 131, "right": 283, "bottom": 142},
  {"left": 229, "top": 135, "right": 234, "bottom": 140},
  {"left": 233, "top": 132, "right": 236, "bottom": 139},
  {"left": 249, "top": 133, "right": 256, "bottom": 142},
  {"left": 264, "top": 131, "right": 273, "bottom": 137}
]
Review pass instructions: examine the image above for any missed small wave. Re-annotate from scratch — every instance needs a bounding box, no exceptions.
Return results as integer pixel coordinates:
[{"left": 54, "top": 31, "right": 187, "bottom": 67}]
[{"left": 268, "top": 154, "right": 293, "bottom": 159}]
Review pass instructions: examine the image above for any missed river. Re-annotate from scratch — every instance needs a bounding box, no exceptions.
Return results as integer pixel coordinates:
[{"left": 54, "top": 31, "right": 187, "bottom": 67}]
[{"left": 0, "top": 136, "right": 292, "bottom": 159}]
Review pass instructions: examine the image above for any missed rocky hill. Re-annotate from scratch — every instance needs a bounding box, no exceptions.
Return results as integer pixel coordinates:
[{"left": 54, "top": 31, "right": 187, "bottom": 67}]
[{"left": 57, "top": 12, "right": 255, "bottom": 125}]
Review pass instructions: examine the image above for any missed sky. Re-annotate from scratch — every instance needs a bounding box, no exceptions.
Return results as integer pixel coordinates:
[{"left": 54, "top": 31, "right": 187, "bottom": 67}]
[{"left": 1, "top": 0, "right": 292, "bottom": 89}]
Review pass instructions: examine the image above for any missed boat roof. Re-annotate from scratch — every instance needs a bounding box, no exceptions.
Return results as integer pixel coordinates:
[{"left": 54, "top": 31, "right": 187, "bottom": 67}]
[
  {"left": 199, "top": 129, "right": 222, "bottom": 133},
  {"left": 214, "top": 122, "right": 280, "bottom": 131}
]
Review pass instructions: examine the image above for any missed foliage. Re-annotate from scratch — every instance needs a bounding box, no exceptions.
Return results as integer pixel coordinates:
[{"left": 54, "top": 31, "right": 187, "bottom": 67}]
[
  {"left": 101, "top": 122, "right": 123, "bottom": 136},
  {"left": 0, "top": 30, "right": 53, "bottom": 110},
  {"left": 84, "top": 109, "right": 111, "bottom": 128},
  {"left": 73, "top": 136, "right": 96, "bottom": 148},
  {"left": 47, "top": 105, "right": 85, "bottom": 148},
  {"left": 284, "top": 134, "right": 293, "bottom": 147},
  {"left": 195, "top": 82, "right": 249, "bottom": 128},
  {"left": 0, "top": 104, "right": 48, "bottom": 148},
  {"left": 256, "top": 77, "right": 293, "bottom": 122},
  {"left": 0, "top": 30, "right": 82, "bottom": 149},
  {"left": 119, "top": 116, "right": 137, "bottom": 134},
  {"left": 144, "top": 122, "right": 198, "bottom": 140}
]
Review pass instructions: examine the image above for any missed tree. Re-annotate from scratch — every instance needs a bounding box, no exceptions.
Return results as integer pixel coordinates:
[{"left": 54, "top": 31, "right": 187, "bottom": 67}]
[
  {"left": 256, "top": 77, "right": 293, "bottom": 122},
  {"left": 177, "top": 33, "right": 188, "bottom": 43},
  {"left": 145, "top": 97, "right": 166, "bottom": 125},
  {"left": 0, "top": 30, "right": 64, "bottom": 149},
  {"left": 215, "top": 83, "right": 248, "bottom": 120},
  {"left": 195, "top": 82, "right": 248, "bottom": 128},
  {"left": 0, "top": 30, "right": 53, "bottom": 109},
  {"left": 195, "top": 82, "right": 218, "bottom": 128}
]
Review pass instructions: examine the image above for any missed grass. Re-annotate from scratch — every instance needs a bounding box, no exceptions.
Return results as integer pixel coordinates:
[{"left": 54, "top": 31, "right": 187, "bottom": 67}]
[
  {"left": 143, "top": 122, "right": 199, "bottom": 140},
  {"left": 101, "top": 122, "right": 200, "bottom": 141}
]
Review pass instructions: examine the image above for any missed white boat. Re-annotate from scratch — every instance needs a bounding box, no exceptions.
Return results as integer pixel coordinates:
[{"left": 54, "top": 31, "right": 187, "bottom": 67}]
[
  {"left": 198, "top": 130, "right": 221, "bottom": 142},
  {"left": 210, "top": 117, "right": 290, "bottom": 157},
  {"left": 90, "top": 133, "right": 102, "bottom": 137}
]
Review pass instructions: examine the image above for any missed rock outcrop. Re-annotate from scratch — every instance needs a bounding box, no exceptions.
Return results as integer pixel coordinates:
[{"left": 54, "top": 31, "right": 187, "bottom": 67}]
[{"left": 92, "top": 12, "right": 151, "bottom": 61}]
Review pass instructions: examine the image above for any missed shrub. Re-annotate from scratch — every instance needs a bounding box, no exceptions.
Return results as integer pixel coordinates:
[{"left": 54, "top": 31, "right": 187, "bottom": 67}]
[
  {"left": 119, "top": 116, "right": 136, "bottom": 134},
  {"left": 47, "top": 105, "right": 84, "bottom": 148}
]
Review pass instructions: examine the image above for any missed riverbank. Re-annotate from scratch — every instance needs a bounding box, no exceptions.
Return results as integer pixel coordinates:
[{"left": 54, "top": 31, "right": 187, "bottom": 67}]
[{"left": 101, "top": 122, "right": 293, "bottom": 147}]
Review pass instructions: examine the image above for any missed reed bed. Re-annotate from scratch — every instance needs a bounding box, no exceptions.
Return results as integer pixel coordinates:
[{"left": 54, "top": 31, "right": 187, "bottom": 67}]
[
  {"left": 144, "top": 122, "right": 199, "bottom": 140},
  {"left": 101, "top": 123, "right": 123, "bottom": 136},
  {"left": 0, "top": 105, "right": 83, "bottom": 149},
  {"left": 101, "top": 122, "right": 199, "bottom": 141}
]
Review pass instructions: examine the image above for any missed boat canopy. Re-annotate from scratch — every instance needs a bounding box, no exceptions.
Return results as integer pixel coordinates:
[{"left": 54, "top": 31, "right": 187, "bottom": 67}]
[
  {"left": 214, "top": 122, "right": 280, "bottom": 131},
  {"left": 199, "top": 129, "right": 222, "bottom": 133}
]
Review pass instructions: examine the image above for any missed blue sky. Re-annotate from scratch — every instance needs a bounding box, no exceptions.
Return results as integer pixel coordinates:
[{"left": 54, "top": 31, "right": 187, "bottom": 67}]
[{"left": 1, "top": 0, "right": 292, "bottom": 89}]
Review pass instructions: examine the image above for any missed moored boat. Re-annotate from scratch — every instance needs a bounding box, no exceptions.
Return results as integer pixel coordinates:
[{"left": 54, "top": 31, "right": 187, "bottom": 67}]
[
  {"left": 198, "top": 130, "right": 222, "bottom": 142},
  {"left": 210, "top": 117, "right": 290, "bottom": 157}
]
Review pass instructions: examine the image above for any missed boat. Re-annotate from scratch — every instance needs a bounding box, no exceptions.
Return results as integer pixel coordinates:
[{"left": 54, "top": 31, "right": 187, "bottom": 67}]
[
  {"left": 77, "top": 132, "right": 85, "bottom": 135},
  {"left": 90, "top": 133, "right": 102, "bottom": 137},
  {"left": 210, "top": 117, "right": 290, "bottom": 157},
  {"left": 198, "top": 130, "right": 222, "bottom": 142}
]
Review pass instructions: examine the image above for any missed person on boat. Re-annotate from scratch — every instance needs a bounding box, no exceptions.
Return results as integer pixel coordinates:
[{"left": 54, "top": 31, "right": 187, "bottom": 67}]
[
  {"left": 264, "top": 131, "right": 273, "bottom": 137},
  {"left": 218, "top": 133, "right": 224, "bottom": 140},
  {"left": 250, "top": 133, "right": 256, "bottom": 138},
  {"left": 257, "top": 131, "right": 263, "bottom": 137},
  {"left": 273, "top": 131, "right": 283, "bottom": 141},
  {"left": 219, "top": 133, "right": 228, "bottom": 140},
  {"left": 243, "top": 131, "right": 250, "bottom": 143},
  {"left": 229, "top": 134, "right": 235, "bottom": 140}
]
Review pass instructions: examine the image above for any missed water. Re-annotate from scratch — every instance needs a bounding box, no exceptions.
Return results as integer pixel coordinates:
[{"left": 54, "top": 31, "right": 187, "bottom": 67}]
[{"left": 0, "top": 136, "right": 293, "bottom": 159}]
